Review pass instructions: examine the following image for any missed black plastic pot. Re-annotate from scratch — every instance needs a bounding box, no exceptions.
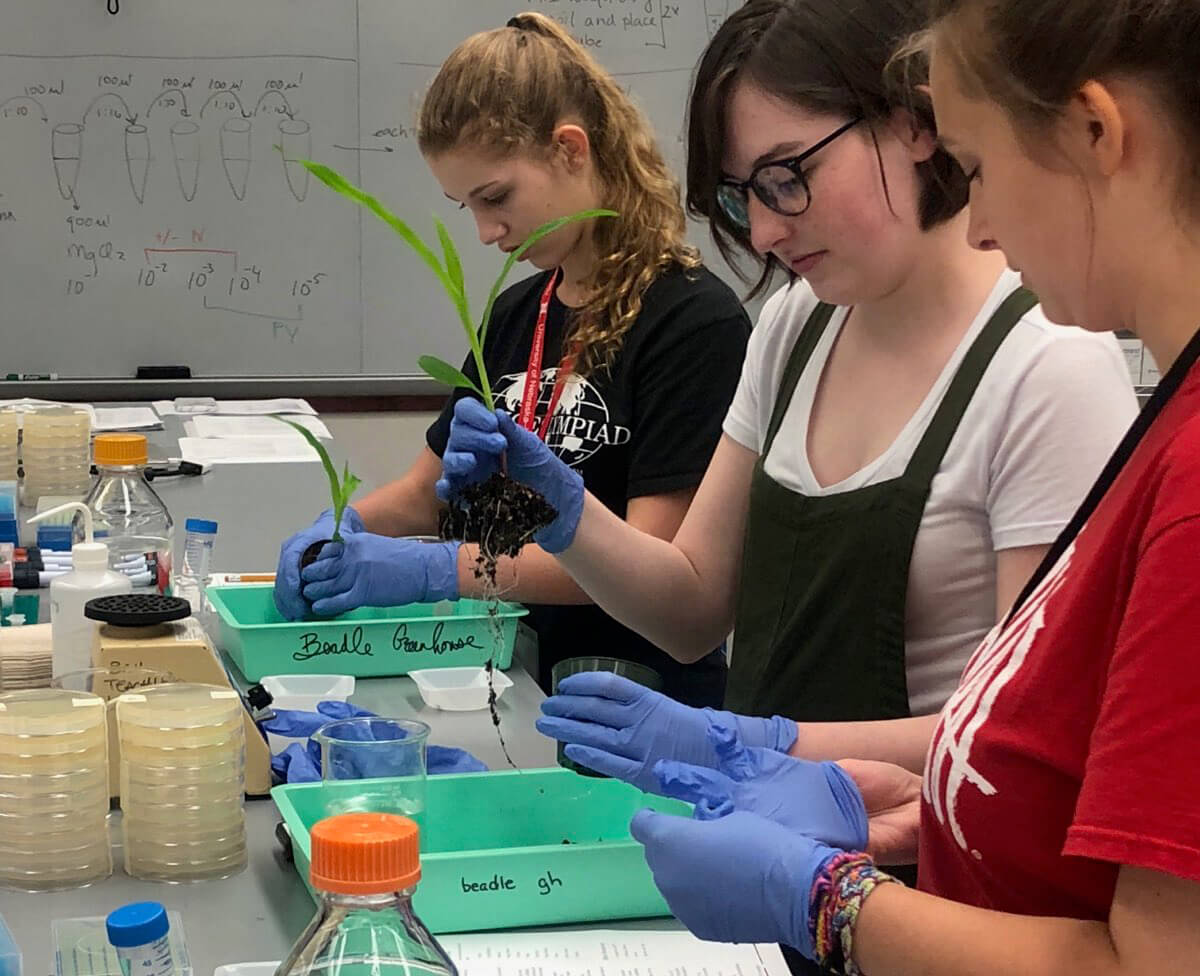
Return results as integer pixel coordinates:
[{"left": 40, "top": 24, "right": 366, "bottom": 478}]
[
  {"left": 299, "top": 538, "right": 332, "bottom": 573},
  {"left": 550, "top": 656, "right": 665, "bottom": 778}
]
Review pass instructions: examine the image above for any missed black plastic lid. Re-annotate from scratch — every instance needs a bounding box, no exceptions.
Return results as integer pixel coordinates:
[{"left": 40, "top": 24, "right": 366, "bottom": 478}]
[
  {"left": 245, "top": 683, "right": 273, "bottom": 711},
  {"left": 84, "top": 594, "right": 191, "bottom": 625}
]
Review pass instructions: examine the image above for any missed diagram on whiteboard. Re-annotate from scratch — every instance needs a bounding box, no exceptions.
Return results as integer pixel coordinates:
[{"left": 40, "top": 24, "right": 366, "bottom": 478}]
[
  {"left": 16, "top": 83, "right": 315, "bottom": 208},
  {"left": 0, "top": 51, "right": 361, "bottom": 373},
  {"left": 1, "top": 0, "right": 738, "bottom": 379}
]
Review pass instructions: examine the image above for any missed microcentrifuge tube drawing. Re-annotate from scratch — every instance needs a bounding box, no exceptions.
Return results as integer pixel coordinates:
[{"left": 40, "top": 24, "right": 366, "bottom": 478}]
[
  {"left": 704, "top": 0, "right": 731, "bottom": 36},
  {"left": 51, "top": 123, "right": 83, "bottom": 204},
  {"left": 278, "top": 118, "right": 311, "bottom": 203},
  {"left": 220, "top": 117, "right": 252, "bottom": 201},
  {"left": 125, "top": 123, "right": 150, "bottom": 203},
  {"left": 171, "top": 120, "right": 200, "bottom": 201}
]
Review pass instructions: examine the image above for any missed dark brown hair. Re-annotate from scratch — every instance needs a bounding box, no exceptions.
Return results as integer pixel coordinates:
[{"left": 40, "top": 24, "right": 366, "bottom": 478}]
[
  {"left": 687, "top": 0, "right": 969, "bottom": 299},
  {"left": 924, "top": 0, "right": 1200, "bottom": 205},
  {"left": 418, "top": 12, "right": 699, "bottom": 378}
]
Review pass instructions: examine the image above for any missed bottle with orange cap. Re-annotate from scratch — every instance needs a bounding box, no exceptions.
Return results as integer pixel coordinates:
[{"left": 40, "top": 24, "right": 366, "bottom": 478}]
[
  {"left": 275, "top": 812, "right": 458, "bottom": 976},
  {"left": 76, "top": 434, "right": 174, "bottom": 594}
]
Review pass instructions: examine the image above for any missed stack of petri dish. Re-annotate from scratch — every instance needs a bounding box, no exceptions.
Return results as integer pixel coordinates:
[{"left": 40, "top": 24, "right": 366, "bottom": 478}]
[
  {"left": 21, "top": 405, "right": 93, "bottom": 504},
  {"left": 0, "top": 409, "right": 17, "bottom": 484},
  {"left": 115, "top": 683, "right": 247, "bottom": 882},
  {"left": 0, "top": 688, "right": 112, "bottom": 891}
]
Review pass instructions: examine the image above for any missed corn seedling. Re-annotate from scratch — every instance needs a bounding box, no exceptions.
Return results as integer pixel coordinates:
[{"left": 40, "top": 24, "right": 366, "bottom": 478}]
[
  {"left": 288, "top": 152, "right": 616, "bottom": 410},
  {"left": 273, "top": 417, "right": 361, "bottom": 544}
]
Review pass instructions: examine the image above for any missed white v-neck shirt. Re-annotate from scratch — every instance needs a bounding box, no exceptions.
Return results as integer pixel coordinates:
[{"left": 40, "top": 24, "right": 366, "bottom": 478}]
[{"left": 724, "top": 270, "right": 1138, "bottom": 714}]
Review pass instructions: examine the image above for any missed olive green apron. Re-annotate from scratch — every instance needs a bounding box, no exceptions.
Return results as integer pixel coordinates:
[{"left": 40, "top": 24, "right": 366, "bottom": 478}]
[
  {"left": 726, "top": 287, "right": 1037, "bottom": 722},
  {"left": 728, "top": 288, "right": 1034, "bottom": 972}
]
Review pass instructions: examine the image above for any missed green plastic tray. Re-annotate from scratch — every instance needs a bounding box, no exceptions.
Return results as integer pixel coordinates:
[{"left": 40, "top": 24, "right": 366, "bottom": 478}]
[
  {"left": 272, "top": 768, "right": 688, "bottom": 932},
  {"left": 208, "top": 584, "right": 526, "bottom": 681}
]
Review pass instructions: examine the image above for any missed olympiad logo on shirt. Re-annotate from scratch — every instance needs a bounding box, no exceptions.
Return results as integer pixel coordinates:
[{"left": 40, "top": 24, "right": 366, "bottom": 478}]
[
  {"left": 923, "top": 542, "right": 1076, "bottom": 858},
  {"left": 495, "top": 367, "right": 631, "bottom": 468}
]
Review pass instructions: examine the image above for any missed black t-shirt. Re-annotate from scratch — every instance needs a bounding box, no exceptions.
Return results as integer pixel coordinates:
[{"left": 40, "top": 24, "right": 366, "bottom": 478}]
[{"left": 427, "top": 263, "right": 750, "bottom": 707}]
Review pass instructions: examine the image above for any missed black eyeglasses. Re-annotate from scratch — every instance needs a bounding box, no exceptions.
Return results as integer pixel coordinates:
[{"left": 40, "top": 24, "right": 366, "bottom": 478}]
[{"left": 716, "top": 117, "right": 863, "bottom": 229}]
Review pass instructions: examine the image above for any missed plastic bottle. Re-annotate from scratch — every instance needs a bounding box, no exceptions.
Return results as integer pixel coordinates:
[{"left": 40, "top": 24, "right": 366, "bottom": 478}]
[
  {"left": 174, "top": 518, "right": 217, "bottom": 615},
  {"left": 76, "top": 434, "right": 173, "bottom": 594},
  {"left": 29, "top": 501, "right": 131, "bottom": 674},
  {"left": 105, "top": 901, "right": 175, "bottom": 976},
  {"left": 276, "top": 813, "right": 458, "bottom": 976}
]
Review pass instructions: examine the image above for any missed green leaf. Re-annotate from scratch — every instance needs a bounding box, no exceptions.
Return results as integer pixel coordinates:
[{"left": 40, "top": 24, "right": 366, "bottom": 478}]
[
  {"left": 335, "top": 463, "right": 364, "bottom": 541},
  {"left": 296, "top": 157, "right": 457, "bottom": 302},
  {"left": 272, "top": 416, "right": 360, "bottom": 541},
  {"left": 478, "top": 208, "right": 618, "bottom": 350},
  {"left": 435, "top": 216, "right": 467, "bottom": 309},
  {"left": 419, "top": 355, "right": 484, "bottom": 396},
  {"left": 274, "top": 416, "right": 340, "bottom": 502}
]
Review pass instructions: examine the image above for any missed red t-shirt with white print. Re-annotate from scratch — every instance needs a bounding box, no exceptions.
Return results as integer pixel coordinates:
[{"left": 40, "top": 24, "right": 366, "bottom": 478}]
[{"left": 919, "top": 351, "right": 1200, "bottom": 918}]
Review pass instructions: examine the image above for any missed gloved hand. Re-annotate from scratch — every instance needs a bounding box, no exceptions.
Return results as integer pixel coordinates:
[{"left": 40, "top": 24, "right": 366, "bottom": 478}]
[
  {"left": 274, "top": 506, "right": 366, "bottom": 620},
  {"left": 653, "top": 717, "right": 868, "bottom": 851},
  {"left": 436, "top": 398, "right": 585, "bottom": 554},
  {"left": 300, "top": 533, "right": 460, "bottom": 617},
  {"left": 271, "top": 741, "right": 321, "bottom": 783},
  {"left": 535, "top": 671, "right": 798, "bottom": 794},
  {"left": 631, "top": 808, "right": 837, "bottom": 957},
  {"left": 260, "top": 700, "right": 488, "bottom": 782},
  {"left": 260, "top": 699, "right": 374, "bottom": 741}
]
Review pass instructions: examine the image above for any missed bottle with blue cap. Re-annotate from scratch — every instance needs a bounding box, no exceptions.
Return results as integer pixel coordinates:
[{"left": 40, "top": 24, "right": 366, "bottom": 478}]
[
  {"left": 106, "top": 902, "right": 175, "bottom": 976},
  {"left": 174, "top": 517, "right": 217, "bottom": 617}
]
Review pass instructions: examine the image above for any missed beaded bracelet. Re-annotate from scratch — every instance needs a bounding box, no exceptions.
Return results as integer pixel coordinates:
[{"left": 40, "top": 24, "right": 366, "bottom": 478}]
[{"left": 809, "top": 851, "right": 901, "bottom": 975}]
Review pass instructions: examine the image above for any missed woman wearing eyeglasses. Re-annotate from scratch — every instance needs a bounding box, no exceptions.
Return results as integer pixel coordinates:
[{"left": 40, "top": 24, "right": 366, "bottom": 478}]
[{"left": 442, "top": 0, "right": 1134, "bottom": 884}]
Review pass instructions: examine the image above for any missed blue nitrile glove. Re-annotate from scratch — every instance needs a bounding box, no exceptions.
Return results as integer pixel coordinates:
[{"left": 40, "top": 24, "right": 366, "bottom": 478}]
[
  {"left": 436, "top": 398, "right": 585, "bottom": 554},
  {"left": 259, "top": 700, "right": 376, "bottom": 742},
  {"left": 299, "top": 532, "right": 460, "bottom": 616},
  {"left": 275, "top": 506, "right": 367, "bottom": 620},
  {"left": 272, "top": 742, "right": 322, "bottom": 784},
  {"left": 535, "top": 671, "right": 798, "bottom": 794},
  {"left": 653, "top": 717, "right": 868, "bottom": 851},
  {"left": 631, "top": 808, "right": 837, "bottom": 958}
]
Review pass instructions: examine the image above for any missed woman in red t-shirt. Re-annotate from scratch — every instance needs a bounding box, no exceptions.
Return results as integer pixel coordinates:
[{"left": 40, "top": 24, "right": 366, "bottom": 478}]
[{"left": 587, "top": 0, "right": 1200, "bottom": 972}]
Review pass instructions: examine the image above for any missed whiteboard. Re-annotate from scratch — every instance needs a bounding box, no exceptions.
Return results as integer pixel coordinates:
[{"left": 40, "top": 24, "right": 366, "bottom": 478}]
[{"left": 0, "top": 1, "right": 747, "bottom": 380}]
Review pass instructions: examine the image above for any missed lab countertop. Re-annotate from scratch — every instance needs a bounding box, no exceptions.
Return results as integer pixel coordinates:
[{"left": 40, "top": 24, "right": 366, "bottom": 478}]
[
  {"left": 0, "top": 660, "right": 564, "bottom": 975},
  {"left": 1, "top": 403, "right": 679, "bottom": 969}
]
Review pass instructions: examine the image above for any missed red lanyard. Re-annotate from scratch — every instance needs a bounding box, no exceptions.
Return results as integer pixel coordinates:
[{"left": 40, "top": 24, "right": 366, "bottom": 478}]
[{"left": 518, "top": 268, "right": 573, "bottom": 441}]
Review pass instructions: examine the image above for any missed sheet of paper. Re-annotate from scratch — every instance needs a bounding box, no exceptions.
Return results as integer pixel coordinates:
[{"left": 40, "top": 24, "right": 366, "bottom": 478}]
[
  {"left": 189, "top": 414, "right": 331, "bottom": 440},
  {"left": 178, "top": 436, "right": 320, "bottom": 465},
  {"left": 93, "top": 406, "right": 163, "bottom": 431},
  {"left": 154, "top": 397, "right": 317, "bottom": 417},
  {"left": 442, "top": 930, "right": 790, "bottom": 976},
  {"left": 212, "top": 933, "right": 789, "bottom": 976}
]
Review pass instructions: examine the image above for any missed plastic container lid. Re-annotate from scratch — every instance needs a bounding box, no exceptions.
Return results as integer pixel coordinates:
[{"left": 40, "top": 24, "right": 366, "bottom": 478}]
[
  {"left": 106, "top": 900, "right": 169, "bottom": 948},
  {"left": 115, "top": 683, "right": 243, "bottom": 731},
  {"left": 0, "top": 688, "right": 106, "bottom": 737},
  {"left": 94, "top": 433, "right": 148, "bottom": 466},
  {"left": 184, "top": 518, "right": 218, "bottom": 534},
  {"left": 310, "top": 812, "right": 421, "bottom": 895},
  {"left": 85, "top": 594, "right": 190, "bottom": 626}
]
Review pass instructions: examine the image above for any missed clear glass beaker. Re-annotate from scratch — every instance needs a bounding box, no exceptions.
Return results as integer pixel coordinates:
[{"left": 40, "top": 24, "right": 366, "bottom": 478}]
[{"left": 314, "top": 717, "right": 430, "bottom": 825}]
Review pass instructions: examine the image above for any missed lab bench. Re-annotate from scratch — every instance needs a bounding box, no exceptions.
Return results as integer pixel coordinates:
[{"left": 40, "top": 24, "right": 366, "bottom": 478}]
[
  {"left": 0, "top": 658, "right": 590, "bottom": 975},
  {"left": 0, "top": 402, "right": 678, "bottom": 973}
]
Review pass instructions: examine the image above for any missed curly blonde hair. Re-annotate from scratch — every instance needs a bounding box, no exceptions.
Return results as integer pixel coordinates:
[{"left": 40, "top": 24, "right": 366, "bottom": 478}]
[{"left": 417, "top": 11, "right": 700, "bottom": 378}]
